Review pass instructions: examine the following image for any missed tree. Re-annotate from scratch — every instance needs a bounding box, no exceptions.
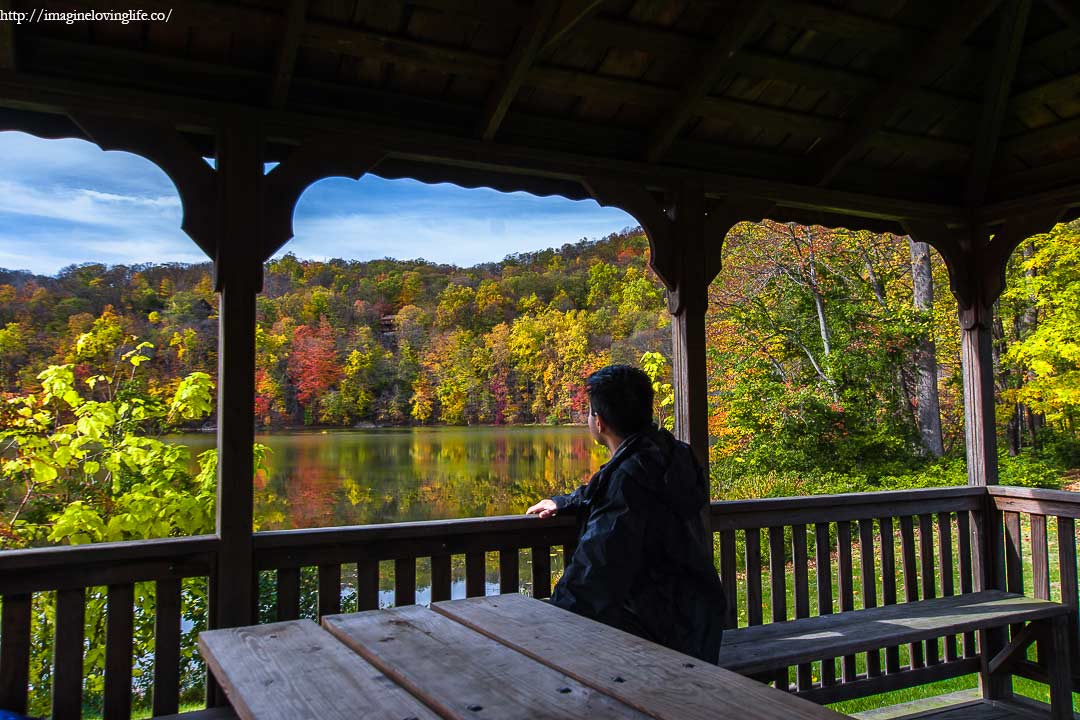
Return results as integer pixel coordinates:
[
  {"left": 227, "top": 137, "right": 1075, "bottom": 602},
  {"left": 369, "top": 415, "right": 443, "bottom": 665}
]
[
  {"left": 286, "top": 317, "right": 342, "bottom": 423},
  {"left": 908, "top": 238, "right": 945, "bottom": 457},
  {"left": 1002, "top": 223, "right": 1080, "bottom": 431}
]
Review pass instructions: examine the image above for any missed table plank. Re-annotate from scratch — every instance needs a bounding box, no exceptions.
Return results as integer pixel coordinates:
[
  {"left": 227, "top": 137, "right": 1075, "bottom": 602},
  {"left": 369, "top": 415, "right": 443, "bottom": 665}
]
[
  {"left": 433, "top": 594, "right": 848, "bottom": 720},
  {"left": 199, "top": 619, "right": 439, "bottom": 720},
  {"left": 324, "top": 605, "right": 649, "bottom": 719},
  {"left": 717, "top": 590, "right": 1069, "bottom": 675}
]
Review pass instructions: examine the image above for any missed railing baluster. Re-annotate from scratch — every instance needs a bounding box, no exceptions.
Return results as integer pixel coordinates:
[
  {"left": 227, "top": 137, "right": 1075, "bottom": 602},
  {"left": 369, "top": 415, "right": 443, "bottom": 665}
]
[
  {"left": 858, "top": 519, "right": 881, "bottom": 678},
  {"left": 879, "top": 517, "right": 900, "bottom": 673},
  {"left": 918, "top": 514, "right": 938, "bottom": 665},
  {"left": 465, "top": 551, "right": 485, "bottom": 598},
  {"left": 815, "top": 522, "right": 835, "bottom": 687},
  {"left": 104, "top": 583, "right": 134, "bottom": 720},
  {"left": 1057, "top": 517, "right": 1078, "bottom": 658},
  {"left": 395, "top": 558, "right": 416, "bottom": 606},
  {"left": 356, "top": 557, "right": 379, "bottom": 610},
  {"left": 937, "top": 512, "right": 957, "bottom": 661},
  {"left": 53, "top": 588, "right": 85, "bottom": 720},
  {"left": 0, "top": 593, "right": 31, "bottom": 715},
  {"left": 837, "top": 520, "right": 856, "bottom": 683},
  {"left": 432, "top": 553, "right": 453, "bottom": 601},
  {"left": 532, "top": 545, "right": 551, "bottom": 598},
  {"left": 1004, "top": 511, "right": 1024, "bottom": 594},
  {"left": 745, "top": 529, "right": 763, "bottom": 627},
  {"left": 1030, "top": 514, "right": 1050, "bottom": 600},
  {"left": 498, "top": 547, "right": 518, "bottom": 595},
  {"left": 791, "top": 525, "right": 812, "bottom": 692},
  {"left": 957, "top": 510, "right": 975, "bottom": 657},
  {"left": 720, "top": 530, "right": 738, "bottom": 630},
  {"left": 318, "top": 564, "right": 342, "bottom": 617},
  {"left": 899, "top": 515, "right": 923, "bottom": 669},
  {"left": 1004, "top": 511, "right": 1025, "bottom": 640},
  {"left": 768, "top": 526, "right": 788, "bottom": 690},
  {"left": 152, "top": 578, "right": 182, "bottom": 717},
  {"left": 277, "top": 567, "right": 300, "bottom": 620}
]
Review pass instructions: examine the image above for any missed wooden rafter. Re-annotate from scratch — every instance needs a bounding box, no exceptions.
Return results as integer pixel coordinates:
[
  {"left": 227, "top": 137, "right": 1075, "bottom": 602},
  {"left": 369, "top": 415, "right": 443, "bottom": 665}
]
[
  {"left": 24, "top": 35, "right": 973, "bottom": 165},
  {"left": 1042, "top": 0, "right": 1080, "bottom": 30},
  {"left": 270, "top": 0, "right": 306, "bottom": 109},
  {"left": 767, "top": 0, "right": 908, "bottom": 43},
  {"left": 965, "top": 0, "right": 1031, "bottom": 208},
  {"left": 538, "top": 0, "right": 607, "bottom": 56},
  {"left": 477, "top": 0, "right": 561, "bottom": 141},
  {"left": 643, "top": 0, "right": 772, "bottom": 163},
  {"left": 809, "top": 0, "right": 1004, "bottom": 187}
]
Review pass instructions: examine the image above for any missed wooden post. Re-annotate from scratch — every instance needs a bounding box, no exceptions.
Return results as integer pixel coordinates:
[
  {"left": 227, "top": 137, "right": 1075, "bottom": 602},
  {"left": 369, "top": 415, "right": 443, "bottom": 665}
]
[
  {"left": 959, "top": 299, "right": 998, "bottom": 486},
  {"left": 213, "top": 122, "right": 263, "bottom": 631},
  {"left": 669, "top": 180, "right": 709, "bottom": 468}
]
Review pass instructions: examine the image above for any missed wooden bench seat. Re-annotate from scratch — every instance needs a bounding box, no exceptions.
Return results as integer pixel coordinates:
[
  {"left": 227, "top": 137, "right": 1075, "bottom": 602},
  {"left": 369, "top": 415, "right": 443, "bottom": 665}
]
[{"left": 718, "top": 590, "right": 1074, "bottom": 719}]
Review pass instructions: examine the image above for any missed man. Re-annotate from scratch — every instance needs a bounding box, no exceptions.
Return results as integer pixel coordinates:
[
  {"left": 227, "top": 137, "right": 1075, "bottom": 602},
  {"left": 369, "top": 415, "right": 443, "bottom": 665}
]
[{"left": 526, "top": 364, "right": 726, "bottom": 663}]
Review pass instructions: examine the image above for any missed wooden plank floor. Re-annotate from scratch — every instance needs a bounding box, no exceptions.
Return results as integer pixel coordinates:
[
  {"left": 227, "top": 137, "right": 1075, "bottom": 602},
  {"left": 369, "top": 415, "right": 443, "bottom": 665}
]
[{"left": 853, "top": 693, "right": 1078, "bottom": 720}]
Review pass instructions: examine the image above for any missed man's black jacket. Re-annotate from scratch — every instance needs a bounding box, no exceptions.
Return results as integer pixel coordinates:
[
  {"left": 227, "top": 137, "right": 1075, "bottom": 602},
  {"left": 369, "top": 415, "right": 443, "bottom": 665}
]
[{"left": 549, "top": 427, "right": 726, "bottom": 663}]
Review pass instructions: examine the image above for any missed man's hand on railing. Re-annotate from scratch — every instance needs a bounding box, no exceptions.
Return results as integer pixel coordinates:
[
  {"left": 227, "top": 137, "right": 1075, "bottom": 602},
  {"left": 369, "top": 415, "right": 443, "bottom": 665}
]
[{"left": 526, "top": 499, "right": 558, "bottom": 519}]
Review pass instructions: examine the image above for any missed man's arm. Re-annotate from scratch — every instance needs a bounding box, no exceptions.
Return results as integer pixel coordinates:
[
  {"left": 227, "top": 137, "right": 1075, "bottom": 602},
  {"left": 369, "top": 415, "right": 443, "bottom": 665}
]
[
  {"left": 549, "top": 473, "right": 645, "bottom": 626},
  {"left": 527, "top": 479, "right": 591, "bottom": 518}
]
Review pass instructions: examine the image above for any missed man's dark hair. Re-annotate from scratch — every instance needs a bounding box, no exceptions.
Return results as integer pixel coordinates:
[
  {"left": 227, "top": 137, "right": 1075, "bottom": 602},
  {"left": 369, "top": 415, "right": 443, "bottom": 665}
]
[{"left": 586, "top": 364, "right": 655, "bottom": 437}]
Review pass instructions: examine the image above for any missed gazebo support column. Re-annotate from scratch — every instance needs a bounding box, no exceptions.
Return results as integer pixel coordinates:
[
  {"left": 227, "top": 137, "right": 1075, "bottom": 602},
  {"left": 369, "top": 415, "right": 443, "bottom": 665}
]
[
  {"left": 908, "top": 209, "right": 1065, "bottom": 702},
  {"left": 669, "top": 182, "right": 710, "bottom": 467},
  {"left": 960, "top": 301, "right": 998, "bottom": 486},
  {"left": 213, "top": 124, "right": 263, "bottom": 633}
]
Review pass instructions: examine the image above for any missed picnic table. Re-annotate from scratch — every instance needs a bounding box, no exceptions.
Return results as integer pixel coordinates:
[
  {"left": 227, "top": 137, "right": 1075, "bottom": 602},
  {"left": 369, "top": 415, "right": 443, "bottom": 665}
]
[{"left": 199, "top": 592, "right": 852, "bottom": 719}]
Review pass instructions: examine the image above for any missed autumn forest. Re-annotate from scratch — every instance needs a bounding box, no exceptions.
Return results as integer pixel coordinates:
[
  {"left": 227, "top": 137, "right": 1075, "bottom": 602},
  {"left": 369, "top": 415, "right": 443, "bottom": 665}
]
[{"left": 1, "top": 219, "right": 1078, "bottom": 550}]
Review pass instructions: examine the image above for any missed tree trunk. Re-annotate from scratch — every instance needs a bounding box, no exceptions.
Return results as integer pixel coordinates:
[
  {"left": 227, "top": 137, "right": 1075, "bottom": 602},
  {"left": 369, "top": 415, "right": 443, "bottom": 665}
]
[
  {"left": 908, "top": 238, "right": 945, "bottom": 457},
  {"left": 991, "top": 309, "right": 1020, "bottom": 456},
  {"left": 1018, "top": 241, "right": 1041, "bottom": 449}
]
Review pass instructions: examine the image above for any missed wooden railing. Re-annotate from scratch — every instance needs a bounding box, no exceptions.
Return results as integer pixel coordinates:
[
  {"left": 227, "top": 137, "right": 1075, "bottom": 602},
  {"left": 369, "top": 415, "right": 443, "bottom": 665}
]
[
  {"left": 0, "top": 535, "right": 217, "bottom": 719},
  {"left": 252, "top": 514, "right": 578, "bottom": 617},
  {"left": 709, "top": 487, "right": 989, "bottom": 703},
  {"left": 986, "top": 485, "right": 1080, "bottom": 687},
  {"left": 1, "top": 485, "right": 1078, "bottom": 718}
]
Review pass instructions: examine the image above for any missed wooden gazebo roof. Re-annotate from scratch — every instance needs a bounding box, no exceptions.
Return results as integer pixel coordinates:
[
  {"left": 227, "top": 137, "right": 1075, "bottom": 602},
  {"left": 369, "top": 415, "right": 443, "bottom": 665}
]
[{"left": 2, "top": 0, "right": 1079, "bottom": 234}]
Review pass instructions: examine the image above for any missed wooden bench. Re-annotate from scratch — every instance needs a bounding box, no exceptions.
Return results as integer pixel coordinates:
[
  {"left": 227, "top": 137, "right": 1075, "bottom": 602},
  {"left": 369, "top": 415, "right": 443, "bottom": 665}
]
[{"left": 718, "top": 590, "right": 1074, "bottom": 719}]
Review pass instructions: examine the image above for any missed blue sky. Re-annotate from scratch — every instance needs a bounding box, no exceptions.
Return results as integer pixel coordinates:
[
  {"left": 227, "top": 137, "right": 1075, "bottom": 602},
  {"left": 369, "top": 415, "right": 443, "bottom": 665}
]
[{"left": 0, "top": 131, "right": 636, "bottom": 275}]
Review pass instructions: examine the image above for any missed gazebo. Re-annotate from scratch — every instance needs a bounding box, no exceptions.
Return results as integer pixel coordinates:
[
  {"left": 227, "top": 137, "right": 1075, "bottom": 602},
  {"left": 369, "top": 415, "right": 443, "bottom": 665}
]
[{"left": 1, "top": 0, "right": 1079, "bottom": 717}]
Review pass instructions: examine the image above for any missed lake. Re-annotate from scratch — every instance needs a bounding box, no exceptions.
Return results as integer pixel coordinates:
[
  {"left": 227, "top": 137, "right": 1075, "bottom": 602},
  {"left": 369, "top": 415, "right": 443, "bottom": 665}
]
[
  {"left": 175, "top": 426, "right": 605, "bottom": 604},
  {"left": 175, "top": 425, "right": 606, "bottom": 530}
]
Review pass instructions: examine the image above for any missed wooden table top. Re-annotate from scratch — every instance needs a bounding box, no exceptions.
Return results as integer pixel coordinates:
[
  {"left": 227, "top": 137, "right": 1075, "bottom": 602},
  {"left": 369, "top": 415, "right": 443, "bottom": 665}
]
[{"left": 200, "top": 593, "right": 852, "bottom": 720}]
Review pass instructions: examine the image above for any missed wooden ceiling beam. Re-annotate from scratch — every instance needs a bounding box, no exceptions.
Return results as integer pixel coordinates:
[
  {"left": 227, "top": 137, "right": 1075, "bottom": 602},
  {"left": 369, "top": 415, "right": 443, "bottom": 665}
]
[
  {"left": 24, "top": 34, "right": 973, "bottom": 165},
  {"left": 978, "top": 181, "right": 1080, "bottom": 224},
  {"left": 1009, "top": 73, "right": 1080, "bottom": 114},
  {"left": 270, "top": 0, "right": 306, "bottom": 109},
  {"left": 965, "top": 0, "right": 1031, "bottom": 208},
  {"left": 643, "top": 0, "right": 772, "bottom": 162},
  {"left": 538, "top": 0, "right": 607, "bottom": 56},
  {"left": 299, "top": 22, "right": 503, "bottom": 77},
  {"left": 0, "top": 69, "right": 965, "bottom": 225},
  {"left": 1000, "top": 114, "right": 1080, "bottom": 157},
  {"left": 809, "top": 0, "right": 1004, "bottom": 187},
  {"left": 1041, "top": 0, "right": 1080, "bottom": 31},
  {"left": 477, "top": 0, "right": 561, "bottom": 141},
  {"left": 766, "top": 0, "right": 909, "bottom": 44}
]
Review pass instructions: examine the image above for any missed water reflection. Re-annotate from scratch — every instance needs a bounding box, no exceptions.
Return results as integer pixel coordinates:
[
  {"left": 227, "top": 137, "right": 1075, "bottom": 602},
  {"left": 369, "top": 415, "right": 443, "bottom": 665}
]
[{"left": 176, "top": 426, "right": 606, "bottom": 529}]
